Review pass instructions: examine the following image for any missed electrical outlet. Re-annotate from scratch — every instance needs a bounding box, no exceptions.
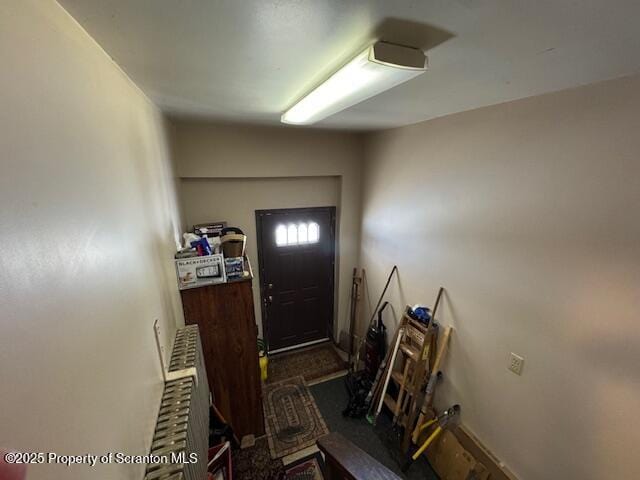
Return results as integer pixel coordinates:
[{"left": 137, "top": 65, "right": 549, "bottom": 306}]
[{"left": 508, "top": 352, "right": 524, "bottom": 375}]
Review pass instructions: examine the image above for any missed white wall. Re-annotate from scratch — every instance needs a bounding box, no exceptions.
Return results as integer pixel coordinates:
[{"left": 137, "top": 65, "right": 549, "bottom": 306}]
[
  {"left": 170, "top": 120, "right": 363, "bottom": 342},
  {"left": 180, "top": 176, "right": 340, "bottom": 336},
  {"left": 360, "top": 74, "right": 640, "bottom": 480},
  {"left": 0, "top": 1, "right": 183, "bottom": 478}
]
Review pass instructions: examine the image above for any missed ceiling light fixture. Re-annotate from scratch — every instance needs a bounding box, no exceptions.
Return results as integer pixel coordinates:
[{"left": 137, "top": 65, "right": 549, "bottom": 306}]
[{"left": 281, "top": 41, "right": 427, "bottom": 125}]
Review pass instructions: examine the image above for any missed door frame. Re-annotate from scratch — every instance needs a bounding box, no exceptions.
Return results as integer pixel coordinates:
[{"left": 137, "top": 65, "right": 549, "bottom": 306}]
[{"left": 255, "top": 206, "right": 337, "bottom": 353}]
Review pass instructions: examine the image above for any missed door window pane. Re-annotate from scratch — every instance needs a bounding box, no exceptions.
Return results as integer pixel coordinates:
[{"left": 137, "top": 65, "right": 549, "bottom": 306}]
[
  {"left": 298, "top": 223, "right": 308, "bottom": 243},
  {"left": 275, "top": 224, "right": 287, "bottom": 246},
  {"left": 308, "top": 222, "right": 319, "bottom": 243},
  {"left": 287, "top": 224, "right": 298, "bottom": 245}
]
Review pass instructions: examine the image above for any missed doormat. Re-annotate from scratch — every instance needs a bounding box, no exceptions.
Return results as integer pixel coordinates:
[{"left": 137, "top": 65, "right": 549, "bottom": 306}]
[
  {"left": 263, "top": 376, "right": 329, "bottom": 459},
  {"left": 284, "top": 451, "right": 325, "bottom": 480},
  {"left": 267, "top": 344, "right": 347, "bottom": 385}
]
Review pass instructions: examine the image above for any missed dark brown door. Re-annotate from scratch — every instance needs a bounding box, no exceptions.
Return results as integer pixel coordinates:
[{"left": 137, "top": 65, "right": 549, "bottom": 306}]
[{"left": 256, "top": 207, "right": 336, "bottom": 352}]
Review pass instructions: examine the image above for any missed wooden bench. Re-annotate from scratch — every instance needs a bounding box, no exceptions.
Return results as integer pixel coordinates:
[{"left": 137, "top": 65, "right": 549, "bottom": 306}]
[{"left": 317, "top": 432, "right": 402, "bottom": 480}]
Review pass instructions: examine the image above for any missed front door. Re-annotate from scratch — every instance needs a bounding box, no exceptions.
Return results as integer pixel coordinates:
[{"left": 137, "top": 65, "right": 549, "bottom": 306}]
[{"left": 256, "top": 207, "right": 336, "bottom": 352}]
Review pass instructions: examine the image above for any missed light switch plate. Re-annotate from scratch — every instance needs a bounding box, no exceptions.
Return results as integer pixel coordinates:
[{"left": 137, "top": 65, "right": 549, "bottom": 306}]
[{"left": 509, "top": 352, "right": 524, "bottom": 375}]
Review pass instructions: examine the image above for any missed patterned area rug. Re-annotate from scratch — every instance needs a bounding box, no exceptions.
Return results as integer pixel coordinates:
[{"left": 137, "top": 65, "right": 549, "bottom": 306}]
[
  {"left": 267, "top": 343, "right": 347, "bottom": 384},
  {"left": 263, "top": 376, "right": 329, "bottom": 459},
  {"left": 284, "top": 451, "right": 325, "bottom": 480},
  {"left": 232, "top": 436, "right": 285, "bottom": 480}
]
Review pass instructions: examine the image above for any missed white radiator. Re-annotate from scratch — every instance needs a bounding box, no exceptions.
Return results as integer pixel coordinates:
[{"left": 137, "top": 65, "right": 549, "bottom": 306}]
[{"left": 145, "top": 325, "right": 210, "bottom": 480}]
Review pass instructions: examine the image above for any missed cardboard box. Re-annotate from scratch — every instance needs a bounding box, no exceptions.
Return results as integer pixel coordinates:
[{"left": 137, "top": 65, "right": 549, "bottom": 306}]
[
  {"left": 175, "top": 254, "right": 226, "bottom": 290},
  {"left": 427, "top": 430, "right": 489, "bottom": 480},
  {"left": 454, "top": 425, "right": 517, "bottom": 480}
]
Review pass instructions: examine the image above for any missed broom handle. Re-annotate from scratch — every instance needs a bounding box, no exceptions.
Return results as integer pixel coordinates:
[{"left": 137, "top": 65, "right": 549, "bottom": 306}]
[
  {"left": 367, "top": 265, "right": 398, "bottom": 327},
  {"left": 347, "top": 267, "right": 357, "bottom": 364},
  {"left": 373, "top": 328, "right": 404, "bottom": 423},
  {"left": 366, "top": 321, "right": 401, "bottom": 415},
  {"left": 431, "top": 287, "right": 444, "bottom": 320}
]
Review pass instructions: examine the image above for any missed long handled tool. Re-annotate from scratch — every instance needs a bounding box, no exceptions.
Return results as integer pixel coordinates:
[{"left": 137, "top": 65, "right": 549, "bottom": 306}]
[
  {"left": 411, "top": 325, "right": 452, "bottom": 444},
  {"left": 401, "top": 404, "right": 460, "bottom": 473},
  {"left": 211, "top": 402, "right": 240, "bottom": 447},
  {"left": 364, "top": 318, "right": 401, "bottom": 421},
  {"left": 371, "top": 326, "right": 404, "bottom": 425},
  {"left": 346, "top": 267, "right": 362, "bottom": 370},
  {"left": 366, "top": 265, "right": 398, "bottom": 328},
  {"left": 356, "top": 265, "right": 398, "bottom": 422}
]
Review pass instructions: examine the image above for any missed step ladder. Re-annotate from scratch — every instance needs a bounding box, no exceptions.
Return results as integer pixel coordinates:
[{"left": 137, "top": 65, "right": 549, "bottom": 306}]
[{"left": 378, "top": 306, "right": 437, "bottom": 428}]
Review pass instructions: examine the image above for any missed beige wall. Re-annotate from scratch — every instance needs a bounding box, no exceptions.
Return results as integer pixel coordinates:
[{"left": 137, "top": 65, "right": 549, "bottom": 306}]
[
  {"left": 0, "top": 1, "right": 182, "bottom": 478},
  {"left": 360, "top": 74, "right": 640, "bottom": 480},
  {"left": 180, "top": 176, "right": 340, "bottom": 335},
  {"left": 170, "top": 120, "right": 363, "bottom": 342}
]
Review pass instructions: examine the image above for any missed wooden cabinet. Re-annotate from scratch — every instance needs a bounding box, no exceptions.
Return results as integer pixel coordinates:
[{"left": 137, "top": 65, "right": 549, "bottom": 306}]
[{"left": 180, "top": 277, "right": 265, "bottom": 438}]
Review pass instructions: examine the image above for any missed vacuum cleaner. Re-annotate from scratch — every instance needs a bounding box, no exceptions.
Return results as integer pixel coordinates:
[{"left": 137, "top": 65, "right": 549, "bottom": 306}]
[{"left": 342, "top": 302, "right": 389, "bottom": 418}]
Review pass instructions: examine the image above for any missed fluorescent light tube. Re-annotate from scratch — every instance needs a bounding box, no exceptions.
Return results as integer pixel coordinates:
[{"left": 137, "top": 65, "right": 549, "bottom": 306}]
[{"left": 281, "top": 42, "right": 427, "bottom": 125}]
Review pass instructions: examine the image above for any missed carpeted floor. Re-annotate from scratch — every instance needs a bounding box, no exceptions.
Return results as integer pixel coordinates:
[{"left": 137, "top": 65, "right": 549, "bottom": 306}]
[
  {"left": 232, "top": 437, "right": 285, "bottom": 480},
  {"left": 309, "top": 377, "right": 438, "bottom": 480},
  {"left": 267, "top": 343, "right": 347, "bottom": 384},
  {"left": 233, "top": 345, "right": 436, "bottom": 480},
  {"left": 232, "top": 438, "right": 325, "bottom": 480}
]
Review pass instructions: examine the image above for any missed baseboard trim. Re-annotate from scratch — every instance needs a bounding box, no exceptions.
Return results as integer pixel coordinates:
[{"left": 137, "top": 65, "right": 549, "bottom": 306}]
[{"left": 269, "top": 337, "right": 330, "bottom": 355}]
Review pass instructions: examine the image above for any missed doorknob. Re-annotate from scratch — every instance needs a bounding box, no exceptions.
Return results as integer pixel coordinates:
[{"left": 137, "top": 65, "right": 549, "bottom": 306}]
[{"left": 264, "top": 295, "right": 273, "bottom": 307}]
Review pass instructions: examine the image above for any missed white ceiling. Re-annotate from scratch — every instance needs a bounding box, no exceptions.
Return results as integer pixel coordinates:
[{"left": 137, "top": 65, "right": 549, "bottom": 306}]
[{"left": 59, "top": 0, "right": 640, "bottom": 130}]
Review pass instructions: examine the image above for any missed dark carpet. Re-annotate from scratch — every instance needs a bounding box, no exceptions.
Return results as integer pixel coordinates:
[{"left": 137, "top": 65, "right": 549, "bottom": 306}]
[{"left": 309, "top": 377, "right": 438, "bottom": 480}]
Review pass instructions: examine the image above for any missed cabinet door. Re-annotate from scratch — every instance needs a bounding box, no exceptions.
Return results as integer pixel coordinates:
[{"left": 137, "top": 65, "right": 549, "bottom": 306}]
[{"left": 181, "top": 280, "right": 264, "bottom": 437}]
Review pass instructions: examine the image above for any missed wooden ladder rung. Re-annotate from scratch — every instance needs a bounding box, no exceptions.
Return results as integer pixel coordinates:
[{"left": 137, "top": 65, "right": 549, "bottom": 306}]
[
  {"left": 383, "top": 394, "right": 397, "bottom": 413},
  {"left": 409, "top": 318, "right": 430, "bottom": 334},
  {"left": 390, "top": 370, "right": 405, "bottom": 386},
  {"left": 391, "top": 371, "right": 415, "bottom": 392},
  {"left": 399, "top": 342, "right": 420, "bottom": 361}
]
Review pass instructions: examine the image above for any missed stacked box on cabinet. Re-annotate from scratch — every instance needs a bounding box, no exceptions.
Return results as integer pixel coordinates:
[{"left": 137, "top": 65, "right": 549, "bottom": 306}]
[{"left": 145, "top": 325, "right": 210, "bottom": 480}]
